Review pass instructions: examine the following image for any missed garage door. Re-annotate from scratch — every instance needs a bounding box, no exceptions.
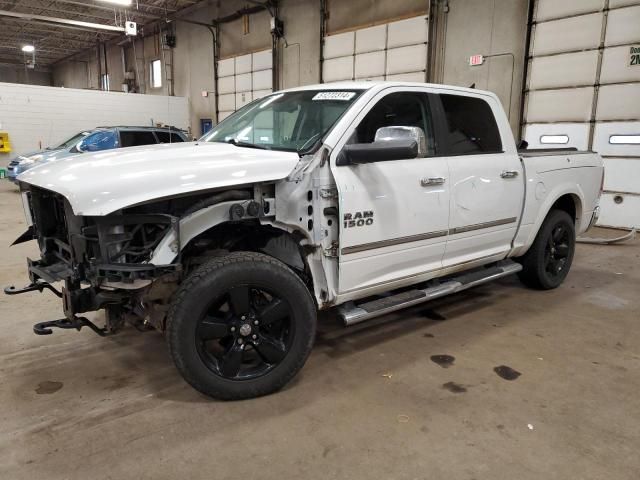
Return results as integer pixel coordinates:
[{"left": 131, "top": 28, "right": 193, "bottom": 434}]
[
  {"left": 322, "top": 15, "right": 428, "bottom": 83},
  {"left": 217, "top": 49, "right": 273, "bottom": 121},
  {"left": 523, "top": 0, "right": 640, "bottom": 229}
]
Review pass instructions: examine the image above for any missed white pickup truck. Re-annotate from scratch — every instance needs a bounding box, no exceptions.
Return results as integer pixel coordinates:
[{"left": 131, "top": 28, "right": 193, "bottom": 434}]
[{"left": 7, "top": 82, "right": 603, "bottom": 400}]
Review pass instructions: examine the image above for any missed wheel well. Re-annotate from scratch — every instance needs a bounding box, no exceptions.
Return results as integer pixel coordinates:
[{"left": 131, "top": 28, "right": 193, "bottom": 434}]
[
  {"left": 181, "top": 221, "right": 311, "bottom": 284},
  {"left": 550, "top": 194, "right": 579, "bottom": 222}
]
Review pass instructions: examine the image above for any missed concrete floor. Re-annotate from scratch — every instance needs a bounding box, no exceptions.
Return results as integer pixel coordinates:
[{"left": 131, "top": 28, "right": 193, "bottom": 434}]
[{"left": 1, "top": 180, "right": 638, "bottom": 480}]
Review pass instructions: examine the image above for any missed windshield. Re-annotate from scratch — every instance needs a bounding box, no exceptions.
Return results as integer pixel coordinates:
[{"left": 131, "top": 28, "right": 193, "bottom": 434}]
[
  {"left": 201, "top": 90, "right": 363, "bottom": 153},
  {"left": 53, "top": 131, "right": 91, "bottom": 149}
]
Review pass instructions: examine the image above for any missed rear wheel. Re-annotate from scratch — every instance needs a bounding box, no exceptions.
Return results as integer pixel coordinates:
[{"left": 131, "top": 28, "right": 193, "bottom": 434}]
[
  {"left": 167, "top": 252, "right": 316, "bottom": 400},
  {"left": 518, "top": 209, "right": 576, "bottom": 290}
]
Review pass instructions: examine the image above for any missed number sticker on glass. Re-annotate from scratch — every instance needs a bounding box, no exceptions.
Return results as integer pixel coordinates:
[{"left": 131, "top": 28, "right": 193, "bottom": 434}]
[{"left": 312, "top": 92, "right": 356, "bottom": 101}]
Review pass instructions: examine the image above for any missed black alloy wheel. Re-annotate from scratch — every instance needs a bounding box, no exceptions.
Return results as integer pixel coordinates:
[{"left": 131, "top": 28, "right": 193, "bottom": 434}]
[
  {"left": 195, "top": 285, "right": 293, "bottom": 380},
  {"left": 518, "top": 209, "right": 576, "bottom": 290},
  {"left": 167, "top": 252, "right": 316, "bottom": 400},
  {"left": 544, "top": 223, "right": 572, "bottom": 280}
]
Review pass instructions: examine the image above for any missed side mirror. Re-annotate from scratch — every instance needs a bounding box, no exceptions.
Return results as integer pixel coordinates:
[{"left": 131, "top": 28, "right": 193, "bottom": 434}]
[
  {"left": 336, "top": 138, "right": 418, "bottom": 166},
  {"left": 374, "top": 126, "right": 428, "bottom": 157}
]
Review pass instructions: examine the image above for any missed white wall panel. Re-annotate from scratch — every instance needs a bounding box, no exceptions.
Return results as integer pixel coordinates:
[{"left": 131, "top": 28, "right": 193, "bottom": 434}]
[
  {"left": 252, "top": 50, "right": 272, "bottom": 71},
  {"left": 217, "top": 75, "right": 235, "bottom": 94},
  {"left": 593, "top": 122, "right": 640, "bottom": 157},
  {"left": 603, "top": 158, "right": 640, "bottom": 193},
  {"left": 322, "top": 15, "right": 427, "bottom": 84},
  {"left": 217, "top": 58, "right": 235, "bottom": 77},
  {"left": 0, "top": 83, "right": 189, "bottom": 156},
  {"left": 604, "top": 6, "right": 640, "bottom": 46},
  {"left": 218, "top": 111, "right": 233, "bottom": 121},
  {"left": 234, "top": 54, "right": 252, "bottom": 74},
  {"left": 529, "top": 51, "right": 599, "bottom": 89},
  {"left": 609, "top": 0, "right": 640, "bottom": 7},
  {"left": 218, "top": 93, "right": 235, "bottom": 111},
  {"left": 387, "top": 16, "right": 428, "bottom": 48},
  {"left": 386, "top": 72, "right": 427, "bottom": 82},
  {"left": 216, "top": 50, "right": 272, "bottom": 121},
  {"left": 354, "top": 51, "right": 386, "bottom": 79},
  {"left": 355, "top": 25, "right": 386, "bottom": 54},
  {"left": 524, "top": 123, "right": 590, "bottom": 150},
  {"left": 532, "top": 13, "right": 603, "bottom": 56},
  {"left": 598, "top": 193, "right": 640, "bottom": 228},
  {"left": 235, "top": 91, "right": 253, "bottom": 109},
  {"left": 596, "top": 83, "right": 640, "bottom": 120},
  {"left": 525, "top": 88, "right": 595, "bottom": 122},
  {"left": 600, "top": 46, "right": 640, "bottom": 83},
  {"left": 235, "top": 72, "right": 252, "bottom": 93},
  {"left": 534, "top": 0, "right": 604, "bottom": 21},
  {"left": 386, "top": 44, "right": 427, "bottom": 75},
  {"left": 253, "top": 89, "right": 272, "bottom": 99},
  {"left": 323, "top": 31, "right": 354, "bottom": 59},
  {"left": 323, "top": 56, "right": 354, "bottom": 82},
  {"left": 252, "top": 69, "right": 272, "bottom": 91}
]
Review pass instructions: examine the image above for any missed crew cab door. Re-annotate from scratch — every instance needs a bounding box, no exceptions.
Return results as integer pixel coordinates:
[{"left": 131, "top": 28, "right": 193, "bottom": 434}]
[
  {"left": 431, "top": 92, "right": 524, "bottom": 266},
  {"left": 331, "top": 88, "right": 450, "bottom": 295}
]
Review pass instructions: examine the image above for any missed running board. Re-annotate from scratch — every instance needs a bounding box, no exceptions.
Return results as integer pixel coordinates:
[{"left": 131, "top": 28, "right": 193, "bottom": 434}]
[{"left": 338, "top": 260, "right": 522, "bottom": 326}]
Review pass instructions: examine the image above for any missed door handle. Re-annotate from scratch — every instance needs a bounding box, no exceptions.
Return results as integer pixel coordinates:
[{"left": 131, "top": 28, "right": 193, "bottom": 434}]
[
  {"left": 421, "top": 177, "right": 446, "bottom": 187},
  {"left": 500, "top": 170, "right": 519, "bottom": 179}
]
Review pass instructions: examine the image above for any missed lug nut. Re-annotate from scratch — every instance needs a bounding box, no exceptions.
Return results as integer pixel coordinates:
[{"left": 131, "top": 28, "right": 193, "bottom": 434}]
[
  {"left": 237, "top": 338, "right": 243, "bottom": 344},
  {"left": 241, "top": 316, "right": 246, "bottom": 320},
  {"left": 230, "top": 326, "right": 236, "bottom": 332},
  {"left": 252, "top": 334, "right": 257, "bottom": 339},
  {"left": 254, "top": 320, "right": 259, "bottom": 325}
]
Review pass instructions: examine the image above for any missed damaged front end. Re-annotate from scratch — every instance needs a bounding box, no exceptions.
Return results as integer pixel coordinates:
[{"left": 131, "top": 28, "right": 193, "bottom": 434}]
[{"left": 5, "top": 186, "right": 181, "bottom": 336}]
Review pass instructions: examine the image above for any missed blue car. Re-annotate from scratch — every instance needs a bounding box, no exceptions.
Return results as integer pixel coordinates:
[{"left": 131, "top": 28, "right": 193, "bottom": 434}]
[{"left": 7, "top": 126, "right": 188, "bottom": 183}]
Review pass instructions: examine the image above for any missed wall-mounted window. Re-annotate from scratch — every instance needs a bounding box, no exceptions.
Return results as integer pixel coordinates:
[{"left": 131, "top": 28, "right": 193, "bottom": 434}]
[
  {"left": 150, "top": 59, "right": 162, "bottom": 88},
  {"left": 609, "top": 134, "right": 640, "bottom": 145},
  {"left": 540, "top": 134, "right": 569, "bottom": 144},
  {"left": 100, "top": 74, "right": 110, "bottom": 91}
]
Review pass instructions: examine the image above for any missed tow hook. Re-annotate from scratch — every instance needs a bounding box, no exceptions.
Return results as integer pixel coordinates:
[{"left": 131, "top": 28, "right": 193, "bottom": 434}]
[
  {"left": 4, "top": 281, "right": 63, "bottom": 298},
  {"left": 33, "top": 316, "right": 110, "bottom": 337}
]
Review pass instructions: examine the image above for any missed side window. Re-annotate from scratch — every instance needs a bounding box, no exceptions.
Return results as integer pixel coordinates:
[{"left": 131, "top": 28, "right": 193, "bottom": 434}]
[
  {"left": 79, "top": 130, "right": 117, "bottom": 152},
  {"left": 155, "top": 131, "right": 171, "bottom": 143},
  {"left": 156, "top": 131, "right": 186, "bottom": 143},
  {"left": 120, "top": 130, "right": 158, "bottom": 148},
  {"left": 353, "top": 92, "right": 435, "bottom": 157},
  {"left": 438, "top": 94, "right": 502, "bottom": 155}
]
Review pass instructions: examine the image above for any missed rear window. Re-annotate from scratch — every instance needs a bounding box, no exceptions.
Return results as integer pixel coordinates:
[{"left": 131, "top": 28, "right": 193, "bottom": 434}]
[
  {"left": 437, "top": 94, "right": 502, "bottom": 155},
  {"left": 156, "top": 131, "right": 185, "bottom": 143},
  {"left": 120, "top": 130, "right": 158, "bottom": 148}
]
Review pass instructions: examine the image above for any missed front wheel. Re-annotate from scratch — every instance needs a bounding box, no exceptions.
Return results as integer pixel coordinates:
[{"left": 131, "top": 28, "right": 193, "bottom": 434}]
[
  {"left": 166, "top": 252, "right": 316, "bottom": 400},
  {"left": 517, "top": 209, "right": 576, "bottom": 290}
]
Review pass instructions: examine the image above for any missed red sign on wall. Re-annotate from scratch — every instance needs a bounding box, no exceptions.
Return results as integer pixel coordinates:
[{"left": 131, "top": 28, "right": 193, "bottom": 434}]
[{"left": 469, "top": 54, "right": 484, "bottom": 66}]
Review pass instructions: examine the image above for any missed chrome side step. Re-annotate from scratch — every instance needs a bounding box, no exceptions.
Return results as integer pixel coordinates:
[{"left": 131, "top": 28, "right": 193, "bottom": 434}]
[{"left": 337, "top": 260, "right": 522, "bottom": 326}]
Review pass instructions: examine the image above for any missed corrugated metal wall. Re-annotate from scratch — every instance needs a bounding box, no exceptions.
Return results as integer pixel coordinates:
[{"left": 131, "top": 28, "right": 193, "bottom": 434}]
[{"left": 523, "top": 0, "right": 640, "bottom": 229}]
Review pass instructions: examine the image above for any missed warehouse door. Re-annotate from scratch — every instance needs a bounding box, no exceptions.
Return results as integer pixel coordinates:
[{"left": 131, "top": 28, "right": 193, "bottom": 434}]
[
  {"left": 523, "top": 0, "right": 640, "bottom": 229},
  {"left": 217, "top": 49, "right": 273, "bottom": 121},
  {"left": 322, "top": 15, "right": 428, "bottom": 83}
]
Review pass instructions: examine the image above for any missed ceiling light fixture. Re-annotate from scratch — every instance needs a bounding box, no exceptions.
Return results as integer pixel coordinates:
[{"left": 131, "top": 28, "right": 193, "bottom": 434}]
[
  {"left": 22, "top": 45, "right": 35, "bottom": 53},
  {"left": 96, "top": 0, "right": 133, "bottom": 5}
]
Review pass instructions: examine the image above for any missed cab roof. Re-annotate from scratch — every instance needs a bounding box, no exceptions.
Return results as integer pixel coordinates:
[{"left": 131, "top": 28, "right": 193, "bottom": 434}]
[{"left": 282, "top": 80, "right": 494, "bottom": 97}]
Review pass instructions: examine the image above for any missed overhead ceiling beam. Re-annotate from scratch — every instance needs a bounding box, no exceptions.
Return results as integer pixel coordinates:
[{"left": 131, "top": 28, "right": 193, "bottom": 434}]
[
  {"left": 0, "top": 9, "right": 126, "bottom": 33},
  {"left": 45, "top": 0, "right": 162, "bottom": 20}
]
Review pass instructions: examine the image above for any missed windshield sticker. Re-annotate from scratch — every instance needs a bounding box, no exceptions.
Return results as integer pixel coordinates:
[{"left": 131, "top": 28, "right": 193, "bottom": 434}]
[{"left": 312, "top": 91, "right": 356, "bottom": 101}]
